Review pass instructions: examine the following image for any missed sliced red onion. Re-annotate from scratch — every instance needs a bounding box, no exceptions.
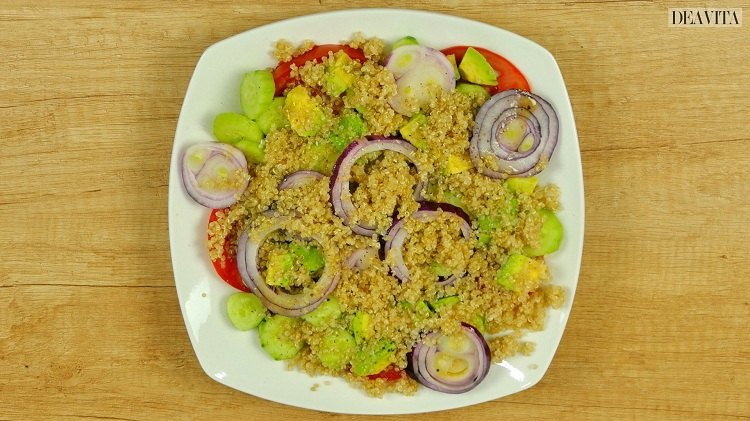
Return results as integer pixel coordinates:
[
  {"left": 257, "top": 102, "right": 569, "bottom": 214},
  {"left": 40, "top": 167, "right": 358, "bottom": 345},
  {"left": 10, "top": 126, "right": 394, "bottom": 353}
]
[
  {"left": 344, "top": 247, "right": 378, "bottom": 270},
  {"left": 384, "top": 202, "right": 471, "bottom": 283},
  {"left": 237, "top": 219, "right": 339, "bottom": 317},
  {"left": 469, "top": 89, "right": 559, "bottom": 178},
  {"left": 408, "top": 323, "right": 491, "bottom": 394},
  {"left": 278, "top": 170, "right": 324, "bottom": 190},
  {"left": 329, "top": 137, "right": 419, "bottom": 237},
  {"left": 386, "top": 45, "right": 456, "bottom": 116},
  {"left": 181, "top": 143, "right": 249, "bottom": 208}
]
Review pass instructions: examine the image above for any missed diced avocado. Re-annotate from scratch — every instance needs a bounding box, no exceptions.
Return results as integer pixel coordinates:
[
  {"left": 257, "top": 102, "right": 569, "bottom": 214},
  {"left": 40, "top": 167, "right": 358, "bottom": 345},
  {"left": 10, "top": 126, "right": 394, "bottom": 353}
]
[
  {"left": 306, "top": 142, "right": 339, "bottom": 174},
  {"left": 323, "top": 51, "right": 356, "bottom": 97},
  {"left": 212, "top": 112, "right": 264, "bottom": 144},
  {"left": 476, "top": 196, "right": 519, "bottom": 245},
  {"left": 284, "top": 86, "right": 327, "bottom": 137},
  {"left": 241, "top": 70, "right": 276, "bottom": 120},
  {"left": 302, "top": 297, "right": 342, "bottom": 327},
  {"left": 506, "top": 176, "right": 538, "bottom": 195},
  {"left": 442, "top": 191, "right": 465, "bottom": 211},
  {"left": 432, "top": 295, "right": 460, "bottom": 312},
  {"left": 430, "top": 262, "right": 453, "bottom": 277},
  {"left": 289, "top": 242, "right": 325, "bottom": 273},
  {"left": 446, "top": 54, "right": 461, "bottom": 79},
  {"left": 445, "top": 153, "right": 474, "bottom": 175},
  {"left": 328, "top": 110, "right": 366, "bottom": 151},
  {"left": 455, "top": 82, "right": 491, "bottom": 102},
  {"left": 495, "top": 254, "right": 544, "bottom": 291},
  {"left": 233, "top": 138, "right": 265, "bottom": 164},
  {"left": 470, "top": 315, "right": 487, "bottom": 334},
  {"left": 350, "top": 312, "right": 373, "bottom": 344},
  {"left": 226, "top": 292, "right": 268, "bottom": 330},
  {"left": 258, "top": 315, "right": 304, "bottom": 360},
  {"left": 415, "top": 300, "right": 433, "bottom": 318},
  {"left": 257, "top": 97, "right": 289, "bottom": 135},
  {"left": 458, "top": 47, "right": 498, "bottom": 86},
  {"left": 265, "top": 251, "right": 294, "bottom": 288},
  {"left": 350, "top": 338, "right": 397, "bottom": 376},
  {"left": 524, "top": 209, "right": 563, "bottom": 256},
  {"left": 317, "top": 328, "right": 356, "bottom": 370},
  {"left": 392, "top": 35, "right": 419, "bottom": 50},
  {"left": 399, "top": 113, "right": 428, "bottom": 149}
]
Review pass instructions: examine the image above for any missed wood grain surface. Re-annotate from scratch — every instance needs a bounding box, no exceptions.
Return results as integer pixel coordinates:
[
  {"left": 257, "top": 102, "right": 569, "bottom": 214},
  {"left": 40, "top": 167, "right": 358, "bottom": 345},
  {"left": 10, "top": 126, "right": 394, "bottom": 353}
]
[{"left": 1, "top": 1, "right": 749, "bottom": 419}]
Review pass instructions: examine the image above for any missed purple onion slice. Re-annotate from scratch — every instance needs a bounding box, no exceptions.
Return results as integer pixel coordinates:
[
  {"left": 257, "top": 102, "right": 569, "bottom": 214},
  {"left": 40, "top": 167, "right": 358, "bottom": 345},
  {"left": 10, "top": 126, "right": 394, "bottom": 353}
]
[
  {"left": 180, "top": 143, "right": 249, "bottom": 208},
  {"left": 383, "top": 202, "right": 471, "bottom": 283},
  {"left": 237, "top": 219, "right": 339, "bottom": 317},
  {"left": 386, "top": 45, "right": 456, "bottom": 116},
  {"left": 278, "top": 170, "right": 325, "bottom": 190},
  {"left": 344, "top": 247, "right": 378, "bottom": 271},
  {"left": 469, "top": 89, "right": 559, "bottom": 178},
  {"left": 329, "top": 137, "right": 419, "bottom": 237},
  {"left": 408, "top": 323, "right": 491, "bottom": 394}
]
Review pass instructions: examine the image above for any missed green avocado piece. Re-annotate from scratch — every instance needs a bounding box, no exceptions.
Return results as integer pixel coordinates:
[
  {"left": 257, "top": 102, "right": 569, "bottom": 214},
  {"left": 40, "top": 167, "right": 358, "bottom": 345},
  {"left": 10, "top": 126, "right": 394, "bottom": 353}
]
[
  {"left": 476, "top": 196, "right": 519, "bottom": 245},
  {"left": 458, "top": 47, "right": 498, "bottom": 86},
  {"left": 265, "top": 251, "right": 294, "bottom": 288},
  {"left": 323, "top": 51, "right": 356, "bottom": 97},
  {"left": 289, "top": 242, "right": 325, "bottom": 273},
  {"left": 328, "top": 110, "right": 366, "bottom": 151},
  {"left": 284, "top": 86, "right": 327, "bottom": 137},
  {"left": 495, "top": 254, "right": 536, "bottom": 291},
  {"left": 392, "top": 35, "right": 419, "bottom": 50},
  {"left": 241, "top": 70, "right": 276, "bottom": 120},
  {"left": 506, "top": 176, "right": 538, "bottom": 195},
  {"left": 432, "top": 295, "right": 460, "bottom": 312},
  {"left": 317, "top": 328, "right": 356, "bottom": 370},
  {"left": 455, "top": 82, "right": 491, "bottom": 102},
  {"left": 399, "top": 113, "right": 428, "bottom": 149},
  {"left": 524, "top": 209, "right": 564, "bottom": 256},
  {"left": 350, "top": 312, "right": 373, "bottom": 344},
  {"left": 302, "top": 297, "right": 342, "bottom": 327},
  {"left": 350, "top": 338, "right": 396, "bottom": 376}
]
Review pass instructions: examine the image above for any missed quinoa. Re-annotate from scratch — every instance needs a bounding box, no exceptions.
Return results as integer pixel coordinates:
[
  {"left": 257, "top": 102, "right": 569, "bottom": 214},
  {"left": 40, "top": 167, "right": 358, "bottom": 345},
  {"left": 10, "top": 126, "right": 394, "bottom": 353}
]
[{"left": 209, "top": 35, "right": 565, "bottom": 397}]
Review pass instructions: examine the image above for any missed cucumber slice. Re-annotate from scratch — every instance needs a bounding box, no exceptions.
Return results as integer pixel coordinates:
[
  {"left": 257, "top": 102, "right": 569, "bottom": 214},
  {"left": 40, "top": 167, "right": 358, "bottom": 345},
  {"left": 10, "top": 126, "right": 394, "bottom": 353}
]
[
  {"left": 301, "top": 297, "right": 342, "bottom": 327},
  {"left": 226, "top": 292, "right": 267, "bottom": 330},
  {"left": 392, "top": 35, "right": 418, "bottom": 50},
  {"left": 317, "top": 328, "right": 356, "bottom": 370},
  {"left": 241, "top": 70, "right": 275, "bottom": 120},
  {"left": 257, "top": 97, "right": 288, "bottom": 135},
  {"left": 212, "top": 112, "right": 263, "bottom": 144},
  {"left": 258, "top": 315, "right": 304, "bottom": 360},
  {"left": 524, "top": 209, "right": 564, "bottom": 256}
]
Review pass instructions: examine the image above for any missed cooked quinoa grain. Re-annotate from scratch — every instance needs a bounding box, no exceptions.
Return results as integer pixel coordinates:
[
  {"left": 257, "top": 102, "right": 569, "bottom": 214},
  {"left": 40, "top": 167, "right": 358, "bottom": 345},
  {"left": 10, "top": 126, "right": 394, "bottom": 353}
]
[{"left": 209, "top": 35, "right": 565, "bottom": 397}]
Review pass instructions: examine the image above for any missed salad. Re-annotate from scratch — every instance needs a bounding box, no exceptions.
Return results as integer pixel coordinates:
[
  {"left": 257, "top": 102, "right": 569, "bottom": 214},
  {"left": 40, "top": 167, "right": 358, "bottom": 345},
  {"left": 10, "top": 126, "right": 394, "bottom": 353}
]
[{"left": 180, "top": 33, "right": 564, "bottom": 396}]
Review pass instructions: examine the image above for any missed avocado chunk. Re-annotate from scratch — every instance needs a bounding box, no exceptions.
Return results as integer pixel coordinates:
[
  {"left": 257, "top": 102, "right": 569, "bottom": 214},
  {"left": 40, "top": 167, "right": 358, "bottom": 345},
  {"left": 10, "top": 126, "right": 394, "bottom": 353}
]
[
  {"left": 392, "top": 35, "right": 419, "bottom": 50},
  {"left": 445, "top": 153, "right": 473, "bottom": 175},
  {"left": 445, "top": 54, "right": 461, "bottom": 79},
  {"left": 317, "top": 328, "right": 356, "bottom": 370},
  {"left": 302, "top": 297, "right": 342, "bottom": 327},
  {"left": 264, "top": 250, "right": 295, "bottom": 288},
  {"left": 289, "top": 241, "right": 325, "bottom": 274},
  {"left": 455, "top": 82, "right": 490, "bottom": 102},
  {"left": 350, "top": 338, "right": 397, "bottom": 376},
  {"left": 524, "top": 209, "right": 564, "bottom": 256},
  {"left": 323, "top": 51, "right": 356, "bottom": 97},
  {"left": 350, "top": 311, "right": 373, "bottom": 344},
  {"left": 226, "top": 292, "right": 268, "bottom": 330},
  {"left": 399, "top": 113, "right": 428, "bottom": 149},
  {"left": 432, "top": 295, "right": 460, "bottom": 312},
  {"left": 257, "top": 97, "right": 289, "bottom": 135},
  {"left": 328, "top": 110, "right": 366, "bottom": 151},
  {"left": 506, "top": 176, "right": 538, "bottom": 195},
  {"left": 306, "top": 142, "right": 339, "bottom": 174},
  {"left": 284, "top": 86, "right": 327, "bottom": 137},
  {"left": 241, "top": 70, "right": 276, "bottom": 120},
  {"left": 458, "top": 47, "right": 498, "bottom": 86},
  {"left": 495, "top": 253, "right": 545, "bottom": 292},
  {"left": 476, "top": 196, "right": 519, "bottom": 245},
  {"left": 258, "top": 315, "right": 304, "bottom": 360}
]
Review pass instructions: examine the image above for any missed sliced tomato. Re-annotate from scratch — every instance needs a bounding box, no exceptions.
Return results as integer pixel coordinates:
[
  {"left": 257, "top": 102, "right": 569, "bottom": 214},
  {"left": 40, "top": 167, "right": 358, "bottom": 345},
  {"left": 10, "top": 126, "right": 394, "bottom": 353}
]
[
  {"left": 366, "top": 365, "right": 405, "bottom": 382},
  {"left": 440, "top": 46, "right": 530, "bottom": 94},
  {"left": 207, "top": 208, "right": 250, "bottom": 292},
  {"left": 272, "top": 44, "right": 366, "bottom": 95}
]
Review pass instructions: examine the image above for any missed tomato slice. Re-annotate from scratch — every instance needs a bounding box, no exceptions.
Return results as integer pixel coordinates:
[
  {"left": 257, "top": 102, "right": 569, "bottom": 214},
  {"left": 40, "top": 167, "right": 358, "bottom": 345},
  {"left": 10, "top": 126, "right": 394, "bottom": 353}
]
[
  {"left": 272, "top": 44, "right": 366, "bottom": 96},
  {"left": 366, "top": 365, "right": 404, "bottom": 382},
  {"left": 441, "top": 46, "right": 530, "bottom": 94},
  {"left": 207, "top": 208, "right": 250, "bottom": 292}
]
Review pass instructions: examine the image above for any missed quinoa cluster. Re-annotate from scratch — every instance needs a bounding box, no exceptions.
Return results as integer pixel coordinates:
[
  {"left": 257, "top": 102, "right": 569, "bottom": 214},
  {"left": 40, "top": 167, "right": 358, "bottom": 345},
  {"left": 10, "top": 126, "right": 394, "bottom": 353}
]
[{"left": 207, "top": 35, "right": 565, "bottom": 397}]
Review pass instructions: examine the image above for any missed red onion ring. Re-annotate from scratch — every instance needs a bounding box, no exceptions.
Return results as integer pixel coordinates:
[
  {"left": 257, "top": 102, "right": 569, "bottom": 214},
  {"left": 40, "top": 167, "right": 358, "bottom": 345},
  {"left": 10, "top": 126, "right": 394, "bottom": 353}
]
[
  {"left": 469, "top": 89, "right": 559, "bottom": 178},
  {"left": 180, "top": 143, "right": 249, "bottom": 208},
  {"left": 237, "top": 219, "right": 339, "bottom": 317},
  {"left": 383, "top": 202, "right": 471, "bottom": 284},
  {"left": 278, "top": 170, "right": 325, "bottom": 190},
  {"left": 344, "top": 247, "right": 378, "bottom": 271},
  {"left": 386, "top": 45, "right": 456, "bottom": 116},
  {"left": 407, "top": 323, "right": 491, "bottom": 394},
  {"left": 329, "top": 137, "right": 419, "bottom": 237}
]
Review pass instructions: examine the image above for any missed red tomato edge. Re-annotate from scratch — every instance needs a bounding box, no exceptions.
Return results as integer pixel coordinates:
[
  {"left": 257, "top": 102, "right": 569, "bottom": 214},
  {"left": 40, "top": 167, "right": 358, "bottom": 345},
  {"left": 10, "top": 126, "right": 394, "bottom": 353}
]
[
  {"left": 208, "top": 208, "right": 250, "bottom": 292},
  {"left": 272, "top": 44, "right": 366, "bottom": 96},
  {"left": 366, "top": 364, "right": 405, "bottom": 381}
]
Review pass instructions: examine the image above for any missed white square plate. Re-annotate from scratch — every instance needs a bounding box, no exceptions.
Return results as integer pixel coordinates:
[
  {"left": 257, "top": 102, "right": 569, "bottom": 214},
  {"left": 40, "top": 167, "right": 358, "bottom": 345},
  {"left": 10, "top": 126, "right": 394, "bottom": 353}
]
[{"left": 168, "top": 8, "right": 584, "bottom": 414}]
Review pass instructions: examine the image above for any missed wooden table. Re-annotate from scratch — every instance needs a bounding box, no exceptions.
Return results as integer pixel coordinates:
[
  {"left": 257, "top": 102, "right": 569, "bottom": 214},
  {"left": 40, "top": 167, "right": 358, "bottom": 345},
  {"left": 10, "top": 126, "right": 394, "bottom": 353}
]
[{"left": 2, "top": 1, "right": 749, "bottom": 419}]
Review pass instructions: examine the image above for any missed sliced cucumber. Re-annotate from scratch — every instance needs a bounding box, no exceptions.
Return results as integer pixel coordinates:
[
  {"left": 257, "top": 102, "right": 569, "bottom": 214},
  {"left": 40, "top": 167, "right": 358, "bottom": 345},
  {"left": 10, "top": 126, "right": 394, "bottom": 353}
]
[
  {"left": 301, "top": 297, "right": 342, "bottom": 327},
  {"left": 524, "top": 209, "right": 563, "bottom": 256},
  {"left": 241, "top": 70, "right": 275, "bottom": 120},
  {"left": 226, "top": 292, "right": 267, "bottom": 330},
  {"left": 212, "top": 112, "right": 263, "bottom": 144},
  {"left": 258, "top": 315, "right": 304, "bottom": 360}
]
